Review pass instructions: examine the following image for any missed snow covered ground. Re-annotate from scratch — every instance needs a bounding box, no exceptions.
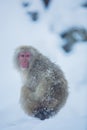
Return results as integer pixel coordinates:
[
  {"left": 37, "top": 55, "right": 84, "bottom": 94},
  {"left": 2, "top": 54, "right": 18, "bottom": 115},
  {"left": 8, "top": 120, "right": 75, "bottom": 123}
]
[{"left": 0, "top": 0, "right": 87, "bottom": 129}]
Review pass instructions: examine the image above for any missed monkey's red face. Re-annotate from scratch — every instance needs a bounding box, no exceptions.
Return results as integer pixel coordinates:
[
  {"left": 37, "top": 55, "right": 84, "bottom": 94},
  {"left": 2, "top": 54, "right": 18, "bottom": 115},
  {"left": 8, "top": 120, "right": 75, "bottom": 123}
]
[{"left": 18, "top": 52, "right": 30, "bottom": 69}]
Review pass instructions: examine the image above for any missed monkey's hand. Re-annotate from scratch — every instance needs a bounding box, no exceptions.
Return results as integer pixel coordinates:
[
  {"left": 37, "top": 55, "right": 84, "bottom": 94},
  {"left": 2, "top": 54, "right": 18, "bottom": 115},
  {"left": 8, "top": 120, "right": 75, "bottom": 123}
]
[{"left": 33, "top": 106, "right": 54, "bottom": 120}]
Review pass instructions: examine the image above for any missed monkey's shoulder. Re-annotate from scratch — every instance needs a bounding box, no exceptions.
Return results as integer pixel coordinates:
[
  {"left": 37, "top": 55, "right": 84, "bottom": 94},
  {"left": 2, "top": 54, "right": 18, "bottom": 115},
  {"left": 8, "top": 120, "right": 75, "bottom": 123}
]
[
  {"left": 31, "top": 55, "right": 64, "bottom": 79},
  {"left": 30, "top": 56, "right": 49, "bottom": 72}
]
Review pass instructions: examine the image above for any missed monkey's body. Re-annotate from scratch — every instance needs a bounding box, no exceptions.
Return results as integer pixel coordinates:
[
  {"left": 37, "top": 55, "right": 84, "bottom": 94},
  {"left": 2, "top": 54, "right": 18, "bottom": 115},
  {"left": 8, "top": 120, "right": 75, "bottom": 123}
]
[{"left": 14, "top": 46, "right": 68, "bottom": 120}]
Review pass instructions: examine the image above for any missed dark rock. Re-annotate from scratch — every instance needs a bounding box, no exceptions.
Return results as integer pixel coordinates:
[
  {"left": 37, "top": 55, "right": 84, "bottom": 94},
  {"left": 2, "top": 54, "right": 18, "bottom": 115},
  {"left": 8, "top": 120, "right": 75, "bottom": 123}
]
[
  {"left": 60, "top": 27, "right": 87, "bottom": 53},
  {"left": 22, "top": 2, "right": 29, "bottom": 7},
  {"left": 42, "top": 0, "right": 51, "bottom": 8},
  {"left": 82, "top": 3, "right": 87, "bottom": 8},
  {"left": 27, "top": 12, "right": 39, "bottom": 21}
]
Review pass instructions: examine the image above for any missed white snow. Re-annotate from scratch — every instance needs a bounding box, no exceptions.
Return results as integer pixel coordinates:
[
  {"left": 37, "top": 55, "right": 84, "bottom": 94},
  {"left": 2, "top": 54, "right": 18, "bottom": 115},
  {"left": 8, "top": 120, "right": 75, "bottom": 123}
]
[{"left": 0, "top": 0, "right": 87, "bottom": 130}]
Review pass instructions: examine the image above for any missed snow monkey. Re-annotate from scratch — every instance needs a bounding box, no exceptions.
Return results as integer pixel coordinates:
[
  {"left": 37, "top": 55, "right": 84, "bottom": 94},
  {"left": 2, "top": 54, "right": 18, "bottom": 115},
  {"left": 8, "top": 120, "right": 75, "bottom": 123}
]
[{"left": 14, "top": 46, "right": 68, "bottom": 120}]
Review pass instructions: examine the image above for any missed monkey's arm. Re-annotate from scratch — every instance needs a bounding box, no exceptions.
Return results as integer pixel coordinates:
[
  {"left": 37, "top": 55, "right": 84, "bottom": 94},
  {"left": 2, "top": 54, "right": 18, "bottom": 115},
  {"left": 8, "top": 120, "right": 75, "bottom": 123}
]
[
  {"left": 20, "top": 86, "right": 41, "bottom": 115},
  {"left": 36, "top": 79, "right": 68, "bottom": 106},
  {"left": 33, "top": 77, "right": 68, "bottom": 119},
  {"left": 20, "top": 72, "right": 68, "bottom": 120}
]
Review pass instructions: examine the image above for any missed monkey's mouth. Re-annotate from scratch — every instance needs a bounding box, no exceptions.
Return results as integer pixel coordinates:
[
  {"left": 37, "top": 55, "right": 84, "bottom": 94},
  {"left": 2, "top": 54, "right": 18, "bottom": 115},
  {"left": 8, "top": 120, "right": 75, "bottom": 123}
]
[{"left": 21, "top": 62, "right": 29, "bottom": 68}]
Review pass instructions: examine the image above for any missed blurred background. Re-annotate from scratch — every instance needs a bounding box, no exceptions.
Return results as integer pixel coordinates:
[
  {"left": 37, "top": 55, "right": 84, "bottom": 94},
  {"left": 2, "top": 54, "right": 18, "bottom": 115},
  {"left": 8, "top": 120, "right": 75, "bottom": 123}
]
[{"left": 0, "top": 0, "right": 87, "bottom": 130}]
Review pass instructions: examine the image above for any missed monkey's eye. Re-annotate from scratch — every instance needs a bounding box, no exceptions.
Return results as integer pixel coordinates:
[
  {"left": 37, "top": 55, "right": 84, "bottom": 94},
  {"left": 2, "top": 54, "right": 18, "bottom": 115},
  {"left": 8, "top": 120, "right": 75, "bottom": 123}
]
[
  {"left": 26, "top": 54, "right": 30, "bottom": 57},
  {"left": 21, "top": 54, "right": 25, "bottom": 57}
]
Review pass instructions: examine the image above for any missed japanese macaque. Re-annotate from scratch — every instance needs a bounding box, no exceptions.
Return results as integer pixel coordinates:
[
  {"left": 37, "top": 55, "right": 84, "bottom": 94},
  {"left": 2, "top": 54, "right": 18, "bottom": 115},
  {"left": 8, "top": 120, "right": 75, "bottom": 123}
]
[{"left": 14, "top": 46, "right": 68, "bottom": 120}]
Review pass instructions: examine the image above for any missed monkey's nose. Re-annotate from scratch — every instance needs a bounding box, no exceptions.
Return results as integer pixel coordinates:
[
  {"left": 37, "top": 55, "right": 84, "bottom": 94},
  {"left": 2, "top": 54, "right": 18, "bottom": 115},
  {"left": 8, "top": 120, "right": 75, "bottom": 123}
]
[{"left": 27, "top": 12, "right": 38, "bottom": 21}]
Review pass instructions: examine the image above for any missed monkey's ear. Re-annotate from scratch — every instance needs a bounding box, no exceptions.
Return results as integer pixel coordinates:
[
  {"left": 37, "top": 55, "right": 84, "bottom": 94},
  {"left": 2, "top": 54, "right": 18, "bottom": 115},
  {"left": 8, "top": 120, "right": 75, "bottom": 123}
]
[{"left": 42, "top": 0, "right": 51, "bottom": 8}]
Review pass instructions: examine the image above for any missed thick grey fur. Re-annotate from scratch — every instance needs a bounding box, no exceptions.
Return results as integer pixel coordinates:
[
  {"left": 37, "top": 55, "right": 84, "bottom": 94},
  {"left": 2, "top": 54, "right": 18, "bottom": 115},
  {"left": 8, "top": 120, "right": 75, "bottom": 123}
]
[{"left": 14, "top": 46, "right": 68, "bottom": 120}]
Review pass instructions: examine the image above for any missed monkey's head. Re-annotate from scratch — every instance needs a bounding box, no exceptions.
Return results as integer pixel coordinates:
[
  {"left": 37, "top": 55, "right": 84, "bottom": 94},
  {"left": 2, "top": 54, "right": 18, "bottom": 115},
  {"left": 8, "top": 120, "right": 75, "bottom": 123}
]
[{"left": 14, "top": 46, "right": 39, "bottom": 72}]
